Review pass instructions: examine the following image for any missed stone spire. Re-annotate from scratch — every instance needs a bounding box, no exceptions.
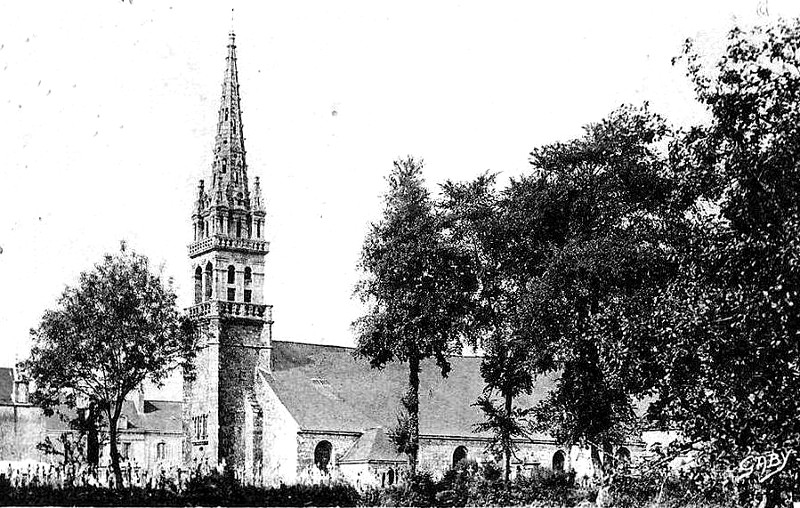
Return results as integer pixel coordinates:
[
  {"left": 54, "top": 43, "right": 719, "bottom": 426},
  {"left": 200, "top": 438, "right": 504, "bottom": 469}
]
[
  {"left": 209, "top": 30, "right": 249, "bottom": 210},
  {"left": 191, "top": 30, "right": 266, "bottom": 244}
]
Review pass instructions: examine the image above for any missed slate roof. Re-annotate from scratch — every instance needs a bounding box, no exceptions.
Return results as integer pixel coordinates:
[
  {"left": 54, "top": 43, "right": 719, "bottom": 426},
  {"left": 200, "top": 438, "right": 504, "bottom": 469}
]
[
  {"left": 43, "top": 399, "right": 182, "bottom": 434},
  {"left": 122, "top": 400, "right": 183, "bottom": 434},
  {"left": 340, "top": 427, "right": 405, "bottom": 464},
  {"left": 266, "top": 340, "right": 556, "bottom": 439}
]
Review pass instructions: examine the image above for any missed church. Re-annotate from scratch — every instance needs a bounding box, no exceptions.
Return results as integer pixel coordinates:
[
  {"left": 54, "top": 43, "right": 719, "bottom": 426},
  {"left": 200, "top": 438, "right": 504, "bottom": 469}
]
[
  {"left": 180, "top": 31, "right": 654, "bottom": 487},
  {"left": 0, "top": 30, "right": 663, "bottom": 486}
]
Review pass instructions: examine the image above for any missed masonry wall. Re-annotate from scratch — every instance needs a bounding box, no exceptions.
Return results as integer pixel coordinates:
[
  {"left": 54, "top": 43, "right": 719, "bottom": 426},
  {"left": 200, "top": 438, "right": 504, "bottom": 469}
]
[
  {"left": 296, "top": 431, "right": 360, "bottom": 479},
  {"left": 184, "top": 318, "right": 221, "bottom": 466},
  {"left": 255, "top": 375, "right": 298, "bottom": 484},
  {"left": 0, "top": 405, "right": 46, "bottom": 464},
  {"left": 218, "top": 320, "right": 266, "bottom": 472}
]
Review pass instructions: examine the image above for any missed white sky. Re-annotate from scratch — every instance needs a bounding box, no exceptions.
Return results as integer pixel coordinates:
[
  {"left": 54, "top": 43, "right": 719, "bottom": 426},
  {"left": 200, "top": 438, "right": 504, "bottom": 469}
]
[{"left": 1, "top": 0, "right": 799, "bottom": 368}]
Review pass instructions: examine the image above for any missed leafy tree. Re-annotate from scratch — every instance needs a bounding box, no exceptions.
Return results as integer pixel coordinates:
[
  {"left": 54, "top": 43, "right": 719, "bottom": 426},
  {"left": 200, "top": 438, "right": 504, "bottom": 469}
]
[
  {"left": 35, "top": 403, "right": 104, "bottom": 466},
  {"left": 524, "top": 105, "right": 686, "bottom": 475},
  {"left": 650, "top": 20, "right": 800, "bottom": 505},
  {"left": 23, "top": 243, "right": 195, "bottom": 486},
  {"left": 440, "top": 174, "right": 554, "bottom": 482},
  {"left": 353, "top": 157, "right": 475, "bottom": 474}
]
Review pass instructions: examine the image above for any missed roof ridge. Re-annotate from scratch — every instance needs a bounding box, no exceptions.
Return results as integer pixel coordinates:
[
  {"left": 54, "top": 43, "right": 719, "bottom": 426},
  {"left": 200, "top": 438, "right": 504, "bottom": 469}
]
[{"left": 273, "top": 339, "right": 355, "bottom": 351}]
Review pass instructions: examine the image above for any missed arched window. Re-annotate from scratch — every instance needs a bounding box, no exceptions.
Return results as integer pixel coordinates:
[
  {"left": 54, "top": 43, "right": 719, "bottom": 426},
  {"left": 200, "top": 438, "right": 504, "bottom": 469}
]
[
  {"left": 204, "top": 263, "right": 213, "bottom": 300},
  {"left": 314, "top": 441, "right": 333, "bottom": 472},
  {"left": 156, "top": 442, "right": 166, "bottom": 460},
  {"left": 194, "top": 267, "right": 203, "bottom": 304},
  {"left": 236, "top": 220, "right": 242, "bottom": 238},
  {"left": 387, "top": 468, "right": 395, "bottom": 486},
  {"left": 256, "top": 221, "right": 261, "bottom": 238},
  {"left": 227, "top": 265, "right": 236, "bottom": 284},
  {"left": 453, "top": 446, "right": 468, "bottom": 467},
  {"left": 552, "top": 450, "right": 565, "bottom": 472},
  {"left": 244, "top": 267, "right": 252, "bottom": 284}
]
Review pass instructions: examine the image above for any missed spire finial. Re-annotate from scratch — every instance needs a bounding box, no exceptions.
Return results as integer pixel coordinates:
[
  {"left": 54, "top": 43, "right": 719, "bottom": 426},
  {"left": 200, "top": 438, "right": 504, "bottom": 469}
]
[{"left": 229, "top": 8, "right": 235, "bottom": 40}]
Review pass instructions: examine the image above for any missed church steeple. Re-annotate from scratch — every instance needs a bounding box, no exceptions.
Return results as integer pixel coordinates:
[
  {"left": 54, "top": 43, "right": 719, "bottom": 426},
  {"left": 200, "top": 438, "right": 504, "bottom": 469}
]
[
  {"left": 209, "top": 30, "right": 249, "bottom": 206},
  {"left": 185, "top": 29, "right": 273, "bottom": 473},
  {"left": 192, "top": 30, "right": 266, "bottom": 245}
]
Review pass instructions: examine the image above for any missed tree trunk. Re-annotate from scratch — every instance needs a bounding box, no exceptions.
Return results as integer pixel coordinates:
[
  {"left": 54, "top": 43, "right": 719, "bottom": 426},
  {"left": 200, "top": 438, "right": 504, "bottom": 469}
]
[
  {"left": 503, "top": 391, "right": 512, "bottom": 484},
  {"left": 85, "top": 405, "right": 100, "bottom": 466},
  {"left": 408, "top": 355, "right": 420, "bottom": 477},
  {"left": 108, "top": 407, "right": 124, "bottom": 488},
  {"left": 590, "top": 444, "right": 603, "bottom": 480}
]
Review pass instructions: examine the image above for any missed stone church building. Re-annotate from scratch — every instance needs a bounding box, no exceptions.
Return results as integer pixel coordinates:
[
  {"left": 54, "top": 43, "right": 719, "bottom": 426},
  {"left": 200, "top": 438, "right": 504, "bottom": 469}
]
[
  {"left": 0, "top": 30, "right": 663, "bottom": 485},
  {"left": 180, "top": 31, "right": 653, "bottom": 487}
]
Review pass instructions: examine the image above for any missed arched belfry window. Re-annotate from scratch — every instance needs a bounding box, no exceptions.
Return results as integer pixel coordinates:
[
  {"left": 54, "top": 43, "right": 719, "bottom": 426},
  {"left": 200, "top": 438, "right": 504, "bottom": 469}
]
[
  {"left": 227, "top": 265, "right": 235, "bottom": 284},
  {"left": 552, "top": 450, "right": 566, "bottom": 472},
  {"left": 204, "top": 263, "right": 213, "bottom": 301},
  {"left": 244, "top": 267, "right": 252, "bottom": 284},
  {"left": 314, "top": 441, "right": 333, "bottom": 472},
  {"left": 194, "top": 267, "right": 203, "bottom": 304}
]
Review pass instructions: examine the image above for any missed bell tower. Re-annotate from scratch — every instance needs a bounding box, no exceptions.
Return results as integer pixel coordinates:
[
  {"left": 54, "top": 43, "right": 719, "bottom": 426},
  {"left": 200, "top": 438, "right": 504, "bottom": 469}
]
[{"left": 184, "top": 30, "right": 272, "bottom": 473}]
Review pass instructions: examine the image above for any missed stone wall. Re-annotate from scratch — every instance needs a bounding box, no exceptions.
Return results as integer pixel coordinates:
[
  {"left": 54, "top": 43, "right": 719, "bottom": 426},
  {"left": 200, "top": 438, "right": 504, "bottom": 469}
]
[
  {"left": 217, "top": 319, "right": 266, "bottom": 472},
  {"left": 0, "top": 405, "right": 46, "bottom": 463},
  {"left": 255, "top": 375, "right": 299, "bottom": 483},
  {"left": 183, "top": 318, "right": 221, "bottom": 465},
  {"left": 296, "top": 431, "right": 360, "bottom": 478}
]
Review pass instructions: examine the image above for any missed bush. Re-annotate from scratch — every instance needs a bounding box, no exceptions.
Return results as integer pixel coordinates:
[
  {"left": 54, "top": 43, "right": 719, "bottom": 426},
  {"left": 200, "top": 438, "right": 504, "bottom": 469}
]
[{"left": 0, "top": 472, "right": 361, "bottom": 507}]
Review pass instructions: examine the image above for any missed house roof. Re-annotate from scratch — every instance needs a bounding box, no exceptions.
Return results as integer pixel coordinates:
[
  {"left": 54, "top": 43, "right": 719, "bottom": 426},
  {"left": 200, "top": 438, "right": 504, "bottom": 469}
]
[
  {"left": 43, "top": 399, "right": 182, "bottom": 435},
  {"left": 340, "top": 427, "right": 405, "bottom": 464},
  {"left": 122, "top": 400, "right": 182, "bottom": 434},
  {"left": 267, "top": 340, "right": 556, "bottom": 439}
]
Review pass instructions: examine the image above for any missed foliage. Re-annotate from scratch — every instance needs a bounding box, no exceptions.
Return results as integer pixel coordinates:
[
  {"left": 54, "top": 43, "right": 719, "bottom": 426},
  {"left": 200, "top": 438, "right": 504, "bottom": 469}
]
[
  {"left": 353, "top": 157, "right": 475, "bottom": 473},
  {"left": 522, "top": 104, "right": 687, "bottom": 472},
  {"left": 22, "top": 243, "right": 195, "bottom": 487},
  {"left": 441, "top": 173, "right": 554, "bottom": 481},
  {"left": 0, "top": 471, "right": 361, "bottom": 506},
  {"left": 648, "top": 19, "right": 800, "bottom": 504}
]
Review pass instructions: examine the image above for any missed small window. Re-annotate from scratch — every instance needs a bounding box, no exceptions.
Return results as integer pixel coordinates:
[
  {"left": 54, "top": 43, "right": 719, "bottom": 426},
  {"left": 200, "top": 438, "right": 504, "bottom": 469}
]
[
  {"left": 244, "top": 267, "right": 252, "bottom": 283},
  {"left": 202, "top": 415, "right": 207, "bottom": 439},
  {"left": 453, "top": 446, "right": 468, "bottom": 467},
  {"left": 227, "top": 265, "right": 235, "bottom": 284},
  {"left": 204, "top": 263, "right": 213, "bottom": 301},
  {"left": 387, "top": 468, "right": 395, "bottom": 486},
  {"left": 244, "top": 290, "right": 252, "bottom": 303},
  {"left": 552, "top": 450, "right": 565, "bottom": 472},
  {"left": 227, "top": 288, "right": 235, "bottom": 301},
  {"left": 314, "top": 441, "right": 333, "bottom": 472},
  {"left": 194, "top": 267, "right": 203, "bottom": 304},
  {"left": 121, "top": 442, "right": 131, "bottom": 460},
  {"left": 156, "top": 442, "right": 166, "bottom": 460}
]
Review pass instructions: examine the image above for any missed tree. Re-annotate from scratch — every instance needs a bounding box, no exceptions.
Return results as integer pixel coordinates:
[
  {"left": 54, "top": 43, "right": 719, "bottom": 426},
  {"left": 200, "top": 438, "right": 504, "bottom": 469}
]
[
  {"left": 23, "top": 243, "right": 195, "bottom": 486},
  {"left": 650, "top": 20, "right": 800, "bottom": 505},
  {"left": 524, "top": 105, "right": 686, "bottom": 476},
  {"left": 440, "top": 173, "right": 554, "bottom": 482},
  {"left": 353, "top": 157, "right": 474, "bottom": 475}
]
